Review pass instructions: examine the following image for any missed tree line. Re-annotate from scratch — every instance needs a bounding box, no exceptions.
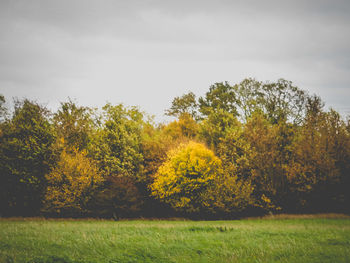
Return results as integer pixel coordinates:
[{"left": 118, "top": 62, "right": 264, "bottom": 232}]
[{"left": 0, "top": 78, "right": 349, "bottom": 218}]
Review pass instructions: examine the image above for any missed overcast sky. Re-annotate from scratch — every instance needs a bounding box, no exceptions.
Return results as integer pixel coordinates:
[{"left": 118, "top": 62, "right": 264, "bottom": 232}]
[{"left": 1, "top": 0, "right": 349, "bottom": 121}]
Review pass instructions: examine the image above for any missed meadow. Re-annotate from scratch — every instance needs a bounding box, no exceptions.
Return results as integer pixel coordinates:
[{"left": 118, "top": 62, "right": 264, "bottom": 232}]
[{"left": 1, "top": 215, "right": 350, "bottom": 263}]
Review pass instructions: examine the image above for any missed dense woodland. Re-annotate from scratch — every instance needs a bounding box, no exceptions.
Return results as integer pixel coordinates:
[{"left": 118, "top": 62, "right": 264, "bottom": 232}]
[{"left": 1, "top": 78, "right": 349, "bottom": 218}]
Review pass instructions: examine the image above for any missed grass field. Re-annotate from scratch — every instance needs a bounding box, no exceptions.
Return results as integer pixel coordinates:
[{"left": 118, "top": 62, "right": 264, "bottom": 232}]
[{"left": 1, "top": 215, "right": 350, "bottom": 263}]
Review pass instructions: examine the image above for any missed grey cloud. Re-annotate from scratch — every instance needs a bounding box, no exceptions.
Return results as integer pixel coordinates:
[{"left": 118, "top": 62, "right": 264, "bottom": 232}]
[{"left": 0, "top": 0, "right": 349, "bottom": 120}]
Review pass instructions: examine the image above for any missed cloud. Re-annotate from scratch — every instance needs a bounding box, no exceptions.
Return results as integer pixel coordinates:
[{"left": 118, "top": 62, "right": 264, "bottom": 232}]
[{"left": 0, "top": 0, "right": 349, "bottom": 119}]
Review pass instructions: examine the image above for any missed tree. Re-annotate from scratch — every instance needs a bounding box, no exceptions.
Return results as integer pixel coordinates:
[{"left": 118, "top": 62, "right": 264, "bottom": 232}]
[
  {"left": 0, "top": 99, "right": 55, "bottom": 216},
  {"left": 87, "top": 104, "right": 147, "bottom": 216},
  {"left": 216, "top": 117, "right": 278, "bottom": 212},
  {"left": 217, "top": 120, "right": 255, "bottom": 182},
  {"left": 233, "top": 78, "right": 264, "bottom": 121},
  {"left": 141, "top": 123, "right": 177, "bottom": 185},
  {"left": 0, "top": 94, "right": 8, "bottom": 123},
  {"left": 0, "top": 95, "right": 7, "bottom": 139},
  {"left": 163, "top": 113, "right": 199, "bottom": 141},
  {"left": 199, "top": 108, "right": 240, "bottom": 152},
  {"left": 89, "top": 104, "right": 145, "bottom": 179},
  {"left": 90, "top": 175, "right": 142, "bottom": 218},
  {"left": 261, "top": 79, "right": 306, "bottom": 124},
  {"left": 286, "top": 107, "right": 350, "bottom": 212},
  {"left": 197, "top": 78, "right": 307, "bottom": 124},
  {"left": 199, "top": 82, "right": 239, "bottom": 118},
  {"left": 43, "top": 147, "right": 104, "bottom": 216},
  {"left": 165, "top": 92, "right": 198, "bottom": 119},
  {"left": 150, "top": 141, "right": 223, "bottom": 213},
  {"left": 201, "top": 172, "right": 254, "bottom": 215},
  {"left": 241, "top": 112, "right": 286, "bottom": 210},
  {"left": 139, "top": 119, "right": 197, "bottom": 217},
  {"left": 53, "top": 99, "right": 95, "bottom": 151},
  {"left": 202, "top": 122, "right": 255, "bottom": 215}
]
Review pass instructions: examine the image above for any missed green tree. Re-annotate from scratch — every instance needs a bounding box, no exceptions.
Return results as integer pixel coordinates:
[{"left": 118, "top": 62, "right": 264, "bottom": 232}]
[
  {"left": 199, "top": 82, "right": 239, "bottom": 118},
  {"left": 202, "top": 172, "right": 254, "bottom": 215},
  {"left": 241, "top": 112, "right": 287, "bottom": 210},
  {"left": 233, "top": 78, "right": 264, "bottom": 121},
  {"left": 217, "top": 120, "right": 255, "bottom": 182},
  {"left": 53, "top": 99, "right": 95, "bottom": 151},
  {"left": 0, "top": 99, "right": 55, "bottom": 215},
  {"left": 199, "top": 108, "right": 240, "bottom": 152},
  {"left": 202, "top": 122, "right": 255, "bottom": 214},
  {"left": 261, "top": 79, "right": 306, "bottom": 124},
  {"left": 165, "top": 92, "right": 198, "bottom": 119},
  {"left": 198, "top": 78, "right": 307, "bottom": 124},
  {"left": 89, "top": 103, "right": 145, "bottom": 179}
]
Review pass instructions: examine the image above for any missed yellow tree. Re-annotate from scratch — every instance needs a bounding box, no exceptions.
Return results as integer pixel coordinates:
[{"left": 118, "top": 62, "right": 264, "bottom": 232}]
[
  {"left": 150, "top": 141, "right": 254, "bottom": 215},
  {"left": 150, "top": 141, "right": 222, "bottom": 213},
  {"left": 43, "top": 147, "right": 104, "bottom": 215},
  {"left": 162, "top": 113, "right": 199, "bottom": 141}
]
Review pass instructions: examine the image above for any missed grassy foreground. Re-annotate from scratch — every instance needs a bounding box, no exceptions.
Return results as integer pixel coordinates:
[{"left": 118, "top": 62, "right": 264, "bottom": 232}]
[{"left": 0, "top": 216, "right": 350, "bottom": 263}]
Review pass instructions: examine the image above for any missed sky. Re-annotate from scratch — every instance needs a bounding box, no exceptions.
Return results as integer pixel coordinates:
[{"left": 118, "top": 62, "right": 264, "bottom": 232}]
[{"left": 1, "top": 0, "right": 349, "bottom": 122}]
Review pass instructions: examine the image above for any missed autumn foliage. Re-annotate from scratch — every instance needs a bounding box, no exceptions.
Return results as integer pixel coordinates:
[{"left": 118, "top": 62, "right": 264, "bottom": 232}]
[
  {"left": 43, "top": 146, "right": 104, "bottom": 215},
  {"left": 151, "top": 141, "right": 223, "bottom": 213},
  {"left": 0, "top": 78, "right": 349, "bottom": 218}
]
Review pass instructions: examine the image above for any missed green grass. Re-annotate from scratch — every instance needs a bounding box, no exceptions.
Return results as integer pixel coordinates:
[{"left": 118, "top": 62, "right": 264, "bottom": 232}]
[{"left": 1, "top": 216, "right": 350, "bottom": 263}]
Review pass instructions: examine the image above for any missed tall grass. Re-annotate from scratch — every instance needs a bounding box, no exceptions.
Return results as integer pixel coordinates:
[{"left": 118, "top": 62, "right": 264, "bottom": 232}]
[{"left": 1, "top": 216, "right": 350, "bottom": 263}]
